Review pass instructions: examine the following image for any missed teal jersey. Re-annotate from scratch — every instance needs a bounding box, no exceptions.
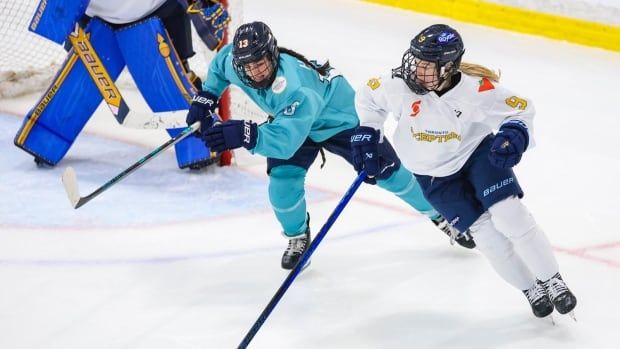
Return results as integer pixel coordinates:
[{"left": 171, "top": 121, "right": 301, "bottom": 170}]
[{"left": 202, "top": 44, "right": 359, "bottom": 159}]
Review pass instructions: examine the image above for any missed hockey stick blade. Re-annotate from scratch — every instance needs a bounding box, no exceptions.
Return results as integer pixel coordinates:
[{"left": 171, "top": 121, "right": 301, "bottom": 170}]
[
  {"left": 59, "top": 122, "right": 202, "bottom": 209},
  {"left": 61, "top": 166, "right": 84, "bottom": 208}
]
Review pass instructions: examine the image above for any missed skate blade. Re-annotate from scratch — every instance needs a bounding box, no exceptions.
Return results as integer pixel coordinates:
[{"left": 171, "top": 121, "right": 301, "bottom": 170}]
[
  {"left": 567, "top": 311, "right": 577, "bottom": 322},
  {"left": 544, "top": 314, "right": 556, "bottom": 326}
]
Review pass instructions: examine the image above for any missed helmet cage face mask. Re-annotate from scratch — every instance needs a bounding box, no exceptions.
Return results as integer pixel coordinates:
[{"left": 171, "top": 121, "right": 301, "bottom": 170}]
[
  {"left": 232, "top": 22, "right": 279, "bottom": 89},
  {"left": 393, "top": 25, "right": 464, "bottom": 95},
  {"left": 238, "top": 56, "right": 275, "bottom": 89}
]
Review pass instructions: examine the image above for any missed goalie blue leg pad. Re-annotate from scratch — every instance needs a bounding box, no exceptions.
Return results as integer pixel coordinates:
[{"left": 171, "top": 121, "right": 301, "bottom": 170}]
[
  {"left": 268, "top": 165, "right": 309, "bottom": 237},
  {"left": 376, "top": 165, "right": 439, "bottom": 219},
  {"left": 115, "top": 17, "right": 213, "bottom": 168},
  {"left": 14, "top": 19, "right": 125, "bottom": 165},
  {"left": 28, "top": 0, "right": 89, "bottom": 44},
  {"left": 166, "top": 128, "right": 216, "bottom": 168},
  {"left": 115, "top": 17, "right": 197, "bottom": 112}
]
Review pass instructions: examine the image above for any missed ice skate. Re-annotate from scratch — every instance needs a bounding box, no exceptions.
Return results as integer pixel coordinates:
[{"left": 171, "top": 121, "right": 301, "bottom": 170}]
[
  {"left": 542, "top": 273, "right": 577, "bottom": 319},
  {"left": 523, "top": 280, "right": 554, "bottom": 319},
  {"left": 431, "top": 216, "right": 476, "bottom": 249},
  {"left": 281, "top": 217, "right": 311, "bottom": 270}
]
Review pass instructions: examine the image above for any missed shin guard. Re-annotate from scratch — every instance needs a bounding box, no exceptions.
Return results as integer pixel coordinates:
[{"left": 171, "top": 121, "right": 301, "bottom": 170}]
[
  {"left": 115, "top": 17, "right": 215, "bottom": 168},
  {"left": 14, "top": 19, "right": 125, "bottom": 165}
]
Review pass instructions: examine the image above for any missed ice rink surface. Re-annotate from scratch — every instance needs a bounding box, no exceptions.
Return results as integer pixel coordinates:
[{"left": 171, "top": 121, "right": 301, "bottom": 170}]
[{"left": 1, "top": 0, "right": 619, "bottom": 348}]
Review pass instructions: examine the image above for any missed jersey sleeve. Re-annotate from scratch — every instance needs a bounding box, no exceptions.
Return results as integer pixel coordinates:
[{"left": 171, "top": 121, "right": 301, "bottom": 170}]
[
  {"left": 201, "top": 44, "right": 233, "bottom": 97},
  {"left": 250, "top": 88, "right": 321, "bottom": 159},
  {"left": 485, "top": 84, "right": 537, "bottom": 148},
  {"left": 355, "top": 77, "right": 390, "bottom": 139}
]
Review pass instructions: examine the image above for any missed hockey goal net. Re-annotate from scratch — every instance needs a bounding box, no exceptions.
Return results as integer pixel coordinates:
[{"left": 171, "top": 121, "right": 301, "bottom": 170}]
[{"left": 0, "top": 0, "right": 267, "bottom": 160}]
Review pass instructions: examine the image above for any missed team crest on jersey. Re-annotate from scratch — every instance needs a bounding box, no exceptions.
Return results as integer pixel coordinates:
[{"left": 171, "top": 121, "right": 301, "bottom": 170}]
[
  {"left": 272, "top": 76, "right": 287, "bottom": 94},
  {"left": 367, "top": 78, "right": 381, "bottom": 90},
  {"left": 410, "top": 127, "right": 462, "bottom": 143},
  {"left": 478, "top": 77, "right": 495, "bottom": 92},
  {"left": 410, "top": 100, "right": 421, "bottom": 117}
]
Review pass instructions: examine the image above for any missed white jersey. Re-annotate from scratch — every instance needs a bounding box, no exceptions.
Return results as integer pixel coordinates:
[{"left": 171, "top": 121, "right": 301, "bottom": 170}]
[
  {"left": 355, "top": 73, "right": 535, "bottom": 177},
  {"left": 85, "top": 0, "right": 168, "bottom": 24}
]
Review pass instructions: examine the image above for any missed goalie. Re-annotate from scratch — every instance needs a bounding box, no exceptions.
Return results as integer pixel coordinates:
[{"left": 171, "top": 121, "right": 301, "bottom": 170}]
[{"left": 14, "top": 0, "right": 230, "bottom": 169}]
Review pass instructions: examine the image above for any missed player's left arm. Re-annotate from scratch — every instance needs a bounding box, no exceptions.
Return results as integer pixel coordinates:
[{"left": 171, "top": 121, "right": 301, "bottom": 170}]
[
  {"left": 486, "top": 85, "right": 536, "bottom": 168},
  {"left": 486, "top": 85, "right": 536, "bottom": 146}
]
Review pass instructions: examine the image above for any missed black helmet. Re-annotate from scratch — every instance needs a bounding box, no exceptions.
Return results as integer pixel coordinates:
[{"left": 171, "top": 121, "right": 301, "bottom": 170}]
[
  {"left": 232, "top": 21, "right": 279, "bottom": 89},
  {"left": 393, "top": 24, "right": 465, "bottom": 94}
]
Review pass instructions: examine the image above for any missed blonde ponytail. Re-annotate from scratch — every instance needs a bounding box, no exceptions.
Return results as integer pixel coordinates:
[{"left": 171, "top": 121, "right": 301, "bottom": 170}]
[{"left": 460, "top": 62, "right": 501, "bottom": 82}]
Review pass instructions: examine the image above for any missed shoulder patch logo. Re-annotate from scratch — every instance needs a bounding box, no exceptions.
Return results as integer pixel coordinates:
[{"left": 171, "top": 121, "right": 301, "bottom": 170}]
[
  {"left": 478, "top": 77, "right": 495, "bottom": 92},
  {"left": 283, "top": 101, "right": 300, "bottom": 116},
  {"left": 367, "top": 78, "right": 381, "bottom": 90},
  {"left": 272, "top": 76, "right": 287, "bottom": 94}
]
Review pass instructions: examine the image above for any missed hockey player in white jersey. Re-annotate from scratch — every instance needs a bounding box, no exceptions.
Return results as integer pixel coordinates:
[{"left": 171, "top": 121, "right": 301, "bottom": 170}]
[{"left": 352, "top": 24, "right": 576, "bottom": 319}]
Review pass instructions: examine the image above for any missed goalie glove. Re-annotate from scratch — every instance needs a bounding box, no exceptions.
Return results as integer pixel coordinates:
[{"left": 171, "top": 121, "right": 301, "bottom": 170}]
[{"left": 185, "top": 0, "right": 231, "bottom": 51}]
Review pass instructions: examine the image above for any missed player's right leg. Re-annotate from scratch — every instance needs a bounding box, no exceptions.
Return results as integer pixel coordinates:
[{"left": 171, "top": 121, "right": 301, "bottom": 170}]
[
  {"left": 469, "top": 135, "right": 576, "bottom": 316},
  {"left": 488, "top": 197, "right": 577, "bottom": 315},
  {"left": 115, "top": 14, "right": 215, "bottom": 170},
  {"left": 415, "top": 168, "right": 554, "bottom": 318},
  {"left": 470, "top": 212, "right": 554, "bottom": 318},
  {"left": 14, "top": 19, "right": 125, "bottom": 166},
  {"left": 154, "top": 0, "right": 214, "bottom": 168}
]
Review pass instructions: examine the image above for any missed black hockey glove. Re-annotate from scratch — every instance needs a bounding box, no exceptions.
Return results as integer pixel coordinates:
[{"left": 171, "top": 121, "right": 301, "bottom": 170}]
[
  {"left": 351, "top": 126, "right": 393, "bottom": 184},
  {"left": 488, "top": 120, "right": 529, "bottom": 168},
  {"left": 186, "top": 90, "right": 219, "bottom": 135},
  {"left": 203, "top": 119, "right": 258, "bottom": 152}
]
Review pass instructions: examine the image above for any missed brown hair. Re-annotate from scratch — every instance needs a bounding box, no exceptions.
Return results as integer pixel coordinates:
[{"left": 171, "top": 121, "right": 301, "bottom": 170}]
[{"left": 279, "top": 47, "right": 332, "bottom": 76}]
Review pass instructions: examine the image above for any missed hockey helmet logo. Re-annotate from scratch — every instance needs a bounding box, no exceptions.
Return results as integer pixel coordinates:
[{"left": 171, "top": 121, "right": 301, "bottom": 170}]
[
  {"left": 437, "top": 32, "right": 456, "bottom": 44},
  {"left": 418, "top": 34, "right": 426, "bottom": 43}
]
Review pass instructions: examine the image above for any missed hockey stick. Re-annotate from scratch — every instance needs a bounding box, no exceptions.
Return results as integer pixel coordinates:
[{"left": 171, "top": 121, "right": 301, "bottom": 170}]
[
  {"left": 237, "top": 170, "right": 367, "bottom": 349},
  {"left": 61, "top": 122, "right": 201, "bottom": 209},
  {"left": 121, "top": 110, "right": 189, "bottom": 130}
]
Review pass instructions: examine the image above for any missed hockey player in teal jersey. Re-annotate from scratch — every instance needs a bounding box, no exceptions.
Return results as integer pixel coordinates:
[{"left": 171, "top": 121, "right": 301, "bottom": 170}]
[{"left": 186, "top": 21, "right": 475, "bottom": 270}]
